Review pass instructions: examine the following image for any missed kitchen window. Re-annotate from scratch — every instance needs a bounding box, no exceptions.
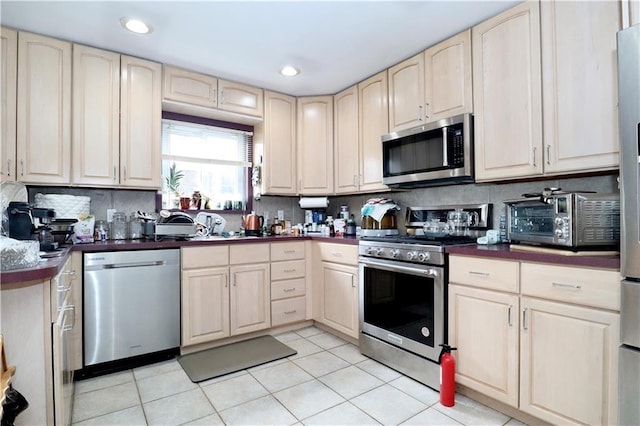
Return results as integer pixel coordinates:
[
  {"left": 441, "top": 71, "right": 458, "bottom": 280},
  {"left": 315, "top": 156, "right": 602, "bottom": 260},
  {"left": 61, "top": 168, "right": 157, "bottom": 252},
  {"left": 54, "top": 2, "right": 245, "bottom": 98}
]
[{"left": 161, "top": 113, "right": 252, "bottom": 211}]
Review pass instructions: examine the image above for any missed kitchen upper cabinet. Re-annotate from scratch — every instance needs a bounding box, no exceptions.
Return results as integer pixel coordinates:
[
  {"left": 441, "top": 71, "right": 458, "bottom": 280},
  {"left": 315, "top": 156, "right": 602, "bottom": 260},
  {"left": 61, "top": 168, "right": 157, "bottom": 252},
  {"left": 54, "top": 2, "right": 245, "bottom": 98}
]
[
  {"left": 16, "top": 31, "right": 72, "bottom": 184},
  {"left": 388, "top": 53, "right": 425, "bottom": 132},
  {"left": 424, "top": 29, "right": 473, "bottom": 122},
  {"left": 72, "top": 44, "right": 120, "bottom": 186},
  {"left": 472, "top": 1, "right": 543, "bottom": 181},
  {"left": 628, "top": 0, "right": 640, "bottom": 26},
  {"left": 218, "top": 79, "right": 264, "bottom": 117},
  {"left": 358, "top": 71, "right": 389, "bottom": 193},
  {"left": 229, "top": 263, "right": 271, "bottom": 335},
  {"left": 540, "top": 1, "right": 621, "bottom": 174},
  {"left": 120, "top": 55, "right": 162, "bottom": 188},
  {"left": 163, "top": 65, "right": 217, "bottom": 108},
  {"left": 334, "top": 85, "right": 360, "bottom": 194},
  {"left": 163, "top": 65, "right": 263, "bottom": 119},
  {"left": 1, "top": 27, "right": 17, "bottom": 182},
  {"left": 297, "top": 96, "right": 334, "bottom": 195},
  {"left": 255, "top": 91, "right": 297, "bottom": 195}
]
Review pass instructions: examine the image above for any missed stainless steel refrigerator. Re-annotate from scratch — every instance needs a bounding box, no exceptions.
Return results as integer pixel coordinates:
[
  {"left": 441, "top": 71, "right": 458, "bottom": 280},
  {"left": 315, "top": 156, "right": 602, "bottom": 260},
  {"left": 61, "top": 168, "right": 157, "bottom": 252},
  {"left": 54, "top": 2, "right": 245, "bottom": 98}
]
[{"left": 617, "top": 22, "right": 640, "bottom": 425}]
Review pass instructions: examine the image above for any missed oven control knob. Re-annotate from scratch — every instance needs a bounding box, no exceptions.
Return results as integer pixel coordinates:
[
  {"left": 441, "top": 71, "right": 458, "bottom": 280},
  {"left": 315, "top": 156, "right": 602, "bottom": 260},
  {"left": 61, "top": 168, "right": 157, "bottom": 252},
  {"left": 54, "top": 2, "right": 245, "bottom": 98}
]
[
  {"left": 366, "top": 247, "right": 375, "bottom": 255},
  {"left": 406, "top": 251, "right": 417, "bottom": 261},
  {"left": 376, "top": 248, "right": 385, "bottom": 256},
  {"left": 418, "top": 252, "right": 430, "bottom": 262},
  {"left": 555, "top": 228, "right": 564, "bottom": 238},
  {"left": 390, "top": 249, "right": 400, "bottom": 258},
  {"left": 555, "top": 217, "right": 564, "bottom": 226}
]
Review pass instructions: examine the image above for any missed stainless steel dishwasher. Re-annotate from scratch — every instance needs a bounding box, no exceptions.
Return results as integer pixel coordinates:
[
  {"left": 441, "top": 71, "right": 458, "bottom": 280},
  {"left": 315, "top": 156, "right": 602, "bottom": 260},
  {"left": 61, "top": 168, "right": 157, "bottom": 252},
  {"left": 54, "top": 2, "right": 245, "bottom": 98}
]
[{"left": 83, "top": 249, "right": 180, "bottom": 366}]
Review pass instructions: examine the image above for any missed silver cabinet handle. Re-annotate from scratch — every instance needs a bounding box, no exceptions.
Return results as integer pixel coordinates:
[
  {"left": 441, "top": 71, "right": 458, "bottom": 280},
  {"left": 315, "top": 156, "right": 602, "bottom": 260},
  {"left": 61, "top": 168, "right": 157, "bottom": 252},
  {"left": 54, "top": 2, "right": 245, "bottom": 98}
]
[
  {"left": 220, "top": 90, "right": 224, "bottom": 105},
  {"left": 331, "top": 252, "right": 343, "bottom": 257},
  {"left": 469, "top": 271, "right": 490, "bottom": 277},
  {"left": 283, "top": 268, "right": 297, "bottom": 273},
  {"left": 546, "top": 144, "right": 551, "bottom": 165},
  {"left": 63, "top": 305, "right": 76, "bottom": 331},
  {"left": 418, "top": 105, "right": 423, "bottom": 121},
  {"left": 6, "top": 159, "right": 11, "bottom": 177},
  {"left": 284, "top": 310, "right": 297, "bottom": 315},
  {"left": 20, "top": 159, "right": 24, "bottom": 176},
  {"left": 123, "top": 166, "right": 127, "bottom": 180},
  {"left": 283, "top": 287, "right": 297, "bottom": 293},
  {"left": 533, "top": 147, "right": 537, "bottom": 167},
  {"left": 425, "top": 102, "right": 430, "bottom": 119},
  {"left": 508, "top": 305, "right": 513, "bottom": 326},
  {"left": 113, "top": 166, "right": 117, "bottom": 181},
  {"left": 552, "top": 282, "right": 582, "bottom": 290},
  {"left": 522, "top": 308, "right": 528, "bottom": 330},
  {"left": 442, "top": 127, "right": 449, "bottom": 167}
]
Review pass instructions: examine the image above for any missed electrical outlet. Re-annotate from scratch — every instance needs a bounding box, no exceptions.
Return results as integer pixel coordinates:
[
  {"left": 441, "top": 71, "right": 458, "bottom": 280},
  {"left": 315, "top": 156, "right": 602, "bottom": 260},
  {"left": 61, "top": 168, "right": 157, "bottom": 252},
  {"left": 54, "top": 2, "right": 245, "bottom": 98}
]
[{"left": 277, "top": 210, "right": 284, "bottom": 221}]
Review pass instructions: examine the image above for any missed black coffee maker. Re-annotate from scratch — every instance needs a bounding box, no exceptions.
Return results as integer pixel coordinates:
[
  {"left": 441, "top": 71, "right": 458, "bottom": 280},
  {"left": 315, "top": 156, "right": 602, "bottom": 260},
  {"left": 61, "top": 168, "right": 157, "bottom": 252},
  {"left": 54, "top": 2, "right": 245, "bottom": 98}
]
[{"left": 7, "top": 202, "right": 56, "bottom": 248}]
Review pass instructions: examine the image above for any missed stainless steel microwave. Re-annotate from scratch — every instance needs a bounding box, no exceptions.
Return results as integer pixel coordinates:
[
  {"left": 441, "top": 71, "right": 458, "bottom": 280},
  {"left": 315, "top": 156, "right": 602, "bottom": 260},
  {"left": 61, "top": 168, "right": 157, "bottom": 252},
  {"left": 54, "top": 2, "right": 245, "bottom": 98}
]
[
  {"left": 381, "top": 114, "right": 473, "bottom": 187},
  {"left": 505, "top": 192, "right": 620, "bottom": 248}
]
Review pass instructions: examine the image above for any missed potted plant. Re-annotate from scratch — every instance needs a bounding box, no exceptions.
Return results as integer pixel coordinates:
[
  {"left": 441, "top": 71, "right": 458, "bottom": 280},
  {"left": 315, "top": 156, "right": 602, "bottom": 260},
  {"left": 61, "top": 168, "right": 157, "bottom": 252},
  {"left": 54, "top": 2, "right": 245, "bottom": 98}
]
[{"left": 165, "top": 163, "right": 184, "bottom": 208}]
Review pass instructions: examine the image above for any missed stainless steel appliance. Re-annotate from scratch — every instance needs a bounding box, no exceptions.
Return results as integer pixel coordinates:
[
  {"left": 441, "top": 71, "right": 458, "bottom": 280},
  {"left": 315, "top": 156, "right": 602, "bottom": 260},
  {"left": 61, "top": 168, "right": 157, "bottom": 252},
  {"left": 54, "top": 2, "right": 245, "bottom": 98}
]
[
  {"left": 505, "top": 190, "right": 620, "bottom": 248},
  {"left": 83, "top": 249, "right": 180, "bottom": 366},
  {"left": 382, "top": 114, "right": 473, "bottom": 187},
  {"left": 617, "top": 23, "right": 640, "bottom": 425},
  {"left": 359, "top": 204, "right": 490, "bottom": 390}
]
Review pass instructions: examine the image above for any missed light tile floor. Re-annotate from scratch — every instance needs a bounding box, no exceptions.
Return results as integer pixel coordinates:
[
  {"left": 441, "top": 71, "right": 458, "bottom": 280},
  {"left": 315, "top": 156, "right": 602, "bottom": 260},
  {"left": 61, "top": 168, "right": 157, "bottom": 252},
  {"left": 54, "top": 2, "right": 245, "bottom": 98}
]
[{"left": 72, "top": 326, "right": 526, "bottom": 426}]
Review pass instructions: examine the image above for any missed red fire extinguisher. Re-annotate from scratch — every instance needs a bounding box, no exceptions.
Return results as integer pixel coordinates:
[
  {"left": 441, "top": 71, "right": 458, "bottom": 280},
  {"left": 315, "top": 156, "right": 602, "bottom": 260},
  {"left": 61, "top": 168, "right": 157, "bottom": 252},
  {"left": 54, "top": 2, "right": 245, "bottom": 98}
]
[{"left": 439, "top": 343, "right": 457, "bottom": 407}]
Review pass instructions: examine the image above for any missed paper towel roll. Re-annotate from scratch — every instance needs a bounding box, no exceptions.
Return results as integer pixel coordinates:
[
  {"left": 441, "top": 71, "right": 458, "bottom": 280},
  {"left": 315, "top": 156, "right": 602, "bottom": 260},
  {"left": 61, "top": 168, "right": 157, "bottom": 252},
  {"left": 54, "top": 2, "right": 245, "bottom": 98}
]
[{"left": 299, "top": 197, "right": 329, "bottom": 209}]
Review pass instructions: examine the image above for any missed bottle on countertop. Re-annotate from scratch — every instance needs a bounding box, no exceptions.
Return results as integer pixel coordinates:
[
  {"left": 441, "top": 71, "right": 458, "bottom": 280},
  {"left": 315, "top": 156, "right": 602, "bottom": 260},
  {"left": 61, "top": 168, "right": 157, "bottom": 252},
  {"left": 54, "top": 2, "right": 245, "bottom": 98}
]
[{"left": 327, "top": 216, "right": 335, "bottom": 237}]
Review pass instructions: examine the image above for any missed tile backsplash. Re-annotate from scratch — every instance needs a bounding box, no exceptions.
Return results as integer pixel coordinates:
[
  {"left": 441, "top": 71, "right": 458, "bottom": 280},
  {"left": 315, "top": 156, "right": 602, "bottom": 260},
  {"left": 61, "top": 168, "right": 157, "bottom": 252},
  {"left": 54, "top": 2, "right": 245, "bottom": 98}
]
[{"left": 28, "top": 172, "right": 618, "bottom": 234}]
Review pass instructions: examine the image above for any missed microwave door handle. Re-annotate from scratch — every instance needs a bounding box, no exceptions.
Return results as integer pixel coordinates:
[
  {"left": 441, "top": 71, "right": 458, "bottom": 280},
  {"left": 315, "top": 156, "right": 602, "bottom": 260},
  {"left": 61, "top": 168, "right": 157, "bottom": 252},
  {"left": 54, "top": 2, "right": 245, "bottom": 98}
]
[{"left": 442, "top": 127, "right": 448, "bottom": 167}]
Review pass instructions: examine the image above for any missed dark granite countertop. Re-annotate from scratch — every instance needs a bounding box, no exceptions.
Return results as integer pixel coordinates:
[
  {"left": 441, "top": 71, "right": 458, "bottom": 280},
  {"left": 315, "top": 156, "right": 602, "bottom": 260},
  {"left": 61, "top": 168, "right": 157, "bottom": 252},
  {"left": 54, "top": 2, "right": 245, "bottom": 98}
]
[
  {"left": 446, "top": 243, "right": 620, "bottom": 270},
  {"left": 1, "top": 234, "right": 360, "bottom": 286}
]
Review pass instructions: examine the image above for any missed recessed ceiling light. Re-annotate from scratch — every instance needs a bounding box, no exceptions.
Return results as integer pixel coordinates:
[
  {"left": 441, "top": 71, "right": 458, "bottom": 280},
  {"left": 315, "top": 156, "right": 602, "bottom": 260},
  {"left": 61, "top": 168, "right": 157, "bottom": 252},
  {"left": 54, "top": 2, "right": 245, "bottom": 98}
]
[
  {"left": 120, "top": 17, "right": 153, "bottom": 35},
  {"left": 280, "top": 66, "right": 300, "bottom": 77}
]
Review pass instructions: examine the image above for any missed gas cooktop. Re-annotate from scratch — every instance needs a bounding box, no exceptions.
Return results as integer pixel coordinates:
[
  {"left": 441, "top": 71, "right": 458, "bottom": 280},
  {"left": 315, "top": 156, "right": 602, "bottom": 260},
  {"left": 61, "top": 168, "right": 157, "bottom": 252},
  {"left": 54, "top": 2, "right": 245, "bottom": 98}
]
[{"left": 360, "top": 234, "right": 477, "bottom": 246}]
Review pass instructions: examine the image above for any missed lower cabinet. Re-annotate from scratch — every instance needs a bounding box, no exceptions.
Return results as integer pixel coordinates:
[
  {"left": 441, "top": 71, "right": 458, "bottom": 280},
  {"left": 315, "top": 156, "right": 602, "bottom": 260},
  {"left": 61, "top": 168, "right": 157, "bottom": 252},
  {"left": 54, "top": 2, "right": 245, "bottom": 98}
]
[
  {"left": 313, "top": 242, "right": 359, "bottom": 339},
  {"left": 270, "top": 241, "right": 307, "bottom": 326},
  {"left": 181, "top": 244, "right": 271, "bottom": 347},
  {"left": 448, "top": 255, "right": 620, "bottom": 425}
]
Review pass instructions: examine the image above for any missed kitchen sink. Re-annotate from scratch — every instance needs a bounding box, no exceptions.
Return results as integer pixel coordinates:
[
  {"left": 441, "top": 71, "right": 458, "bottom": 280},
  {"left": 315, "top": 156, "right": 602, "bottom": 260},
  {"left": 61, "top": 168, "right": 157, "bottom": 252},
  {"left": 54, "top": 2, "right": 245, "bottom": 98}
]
[{"left": 191, "top": 235, "right": 260, "bottom": 241}]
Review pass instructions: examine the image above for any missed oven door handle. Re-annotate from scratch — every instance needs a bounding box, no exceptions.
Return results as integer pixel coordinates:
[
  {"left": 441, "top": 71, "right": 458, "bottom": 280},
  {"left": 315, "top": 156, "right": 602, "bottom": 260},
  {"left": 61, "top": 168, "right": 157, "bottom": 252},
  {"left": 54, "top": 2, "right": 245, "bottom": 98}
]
[{"left": 360, "top": 258, "right": 440, "bottom": 278}]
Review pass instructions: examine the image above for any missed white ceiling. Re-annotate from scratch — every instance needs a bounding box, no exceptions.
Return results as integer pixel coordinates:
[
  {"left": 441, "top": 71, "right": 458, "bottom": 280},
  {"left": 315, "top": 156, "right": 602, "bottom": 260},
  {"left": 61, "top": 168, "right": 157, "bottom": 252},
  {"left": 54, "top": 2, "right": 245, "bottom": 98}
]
[{"left": 0, "top": 1, "right": 521, "bottom": 97}]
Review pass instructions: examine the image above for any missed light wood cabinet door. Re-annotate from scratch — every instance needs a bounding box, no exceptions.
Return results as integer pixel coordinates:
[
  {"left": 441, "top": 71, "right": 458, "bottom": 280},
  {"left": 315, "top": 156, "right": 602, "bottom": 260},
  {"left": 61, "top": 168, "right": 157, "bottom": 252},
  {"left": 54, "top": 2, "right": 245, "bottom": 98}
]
[
  {"left": 72, "top": 44, "right": 120, "bottom": 186},
  {"left": 120, "top": 55, "right": 162, "bottom": 188},
  {"left": 230, "top": 263, "right": 270, "bottom": 336},
  {"left": 257, "top": 91, "right": 297, "bottom": 195},
  {"left": 334, "top": 85, "right": 360, "bottom": 194},
  {"left": 358, "top": 71, "right": 389, "bottom": 193},
  {"left": 1, "top": 27, "right": 17, "bottom": 182},
  {"left": 448, "top": 284, "right": 520, "bottom": 407},
  {"left": 218, "top": 79, "right": 264, "bottom": 118},
  {"left": 630, "top": 0, "right": 640, "bottom": 26},
  {"left": 17, "top": 31, "right": 71, "bottom": 184},
  {"left": 472, "top": 1, "right": 543, "bottom": 181},
  {"left": 320, "top": 262, "right": 359, "bottom": 338},
  {"left": 424, "top": 29, "right": 473, "bottom": 122},
  {"left": 182, "top": 267, "right": 230, "bottom": 346},
  {"left": 541, "top": 1, "right": 621, "bottom": 174},
  {"left": 163, "top": 65, "right": 218, "bottom": 108},
  {"left": 520, "top": 297, "right": 619, "bottom": 425},
  {"left": 388, "top": 53, "right": 425, "bottom": 132},
  {"left": 297, "top": 96, "right": 334, "bottom": 195}
]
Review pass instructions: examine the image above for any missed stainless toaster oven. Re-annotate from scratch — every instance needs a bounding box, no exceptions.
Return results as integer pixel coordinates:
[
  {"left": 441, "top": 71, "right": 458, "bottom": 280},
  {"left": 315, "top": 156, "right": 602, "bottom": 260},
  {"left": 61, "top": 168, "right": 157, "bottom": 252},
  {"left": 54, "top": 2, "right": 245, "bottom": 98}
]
[{"left": 505, "top": 192, "right": 620, "bottom": 248}]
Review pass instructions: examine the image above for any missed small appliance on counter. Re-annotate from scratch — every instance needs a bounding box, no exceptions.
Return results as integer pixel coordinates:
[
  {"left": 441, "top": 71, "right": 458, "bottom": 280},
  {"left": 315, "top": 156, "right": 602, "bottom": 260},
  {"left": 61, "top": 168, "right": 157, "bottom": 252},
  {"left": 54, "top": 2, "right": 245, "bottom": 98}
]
[
  {"left": 242, "top": 211, "right": 262, "bottom": 236},
  {"left": 360, "top": 198, "right": 400, "bottom": 237},
  {"left": 405, "top": 203, "right": 492, "bottom": 239},
  {"left": 504, "top": 188, "right": 620, "bottom": 249},
  {"left": 7, "top": 202, "right": 58, "bottom": 250}
]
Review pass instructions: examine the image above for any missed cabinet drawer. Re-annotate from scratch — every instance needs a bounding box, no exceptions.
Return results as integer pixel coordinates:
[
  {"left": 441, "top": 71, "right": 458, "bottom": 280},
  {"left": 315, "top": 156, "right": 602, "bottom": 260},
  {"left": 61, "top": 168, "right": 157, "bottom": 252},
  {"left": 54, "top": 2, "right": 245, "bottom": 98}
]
[
  {"left": 449, "top": 256, "right": 519, "bottom": 293},
  {"left": 182, "top": 246, "right": 228, "bottom": 269},
  {"left": 271, "top": 260, "right": 305, "bottom": 281},
  {"left": 271, "top": 296, "right": 306, "bottom": 326},
  {"left": 230, "top": 243, "right": 270, "bottom": 264},
  {"left": 317, "top": 242, "right": 358, "bottom": 266},
  {"left": 271, "top": 278, "right": 306, "bottom": 300},
  {"left": 271, "top": 242, "right": 305, "bottom": 261},
  {"left": 521, "top": 263, "right": 620, "bottom": 311}
]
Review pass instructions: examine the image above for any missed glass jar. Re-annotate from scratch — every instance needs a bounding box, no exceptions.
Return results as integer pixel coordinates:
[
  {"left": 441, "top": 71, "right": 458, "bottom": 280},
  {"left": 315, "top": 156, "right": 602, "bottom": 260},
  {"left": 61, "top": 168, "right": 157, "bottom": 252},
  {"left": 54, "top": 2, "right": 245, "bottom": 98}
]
[
  {"left": 110, "top": 212, "right": 128, "bottom": 240},
  {"left": 94, "top": 220, "right": 109, "bottom": 241},
  {"left": 129, "top": 213, "right": 143, "bottom": 239}
]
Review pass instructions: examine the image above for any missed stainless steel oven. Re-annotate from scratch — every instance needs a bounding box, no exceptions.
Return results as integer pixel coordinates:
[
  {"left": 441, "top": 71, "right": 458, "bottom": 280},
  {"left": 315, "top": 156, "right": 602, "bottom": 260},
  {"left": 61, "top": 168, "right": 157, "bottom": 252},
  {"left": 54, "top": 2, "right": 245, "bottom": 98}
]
[{"left": 359, "top": 239, "right": 447, "bottom": 390}]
